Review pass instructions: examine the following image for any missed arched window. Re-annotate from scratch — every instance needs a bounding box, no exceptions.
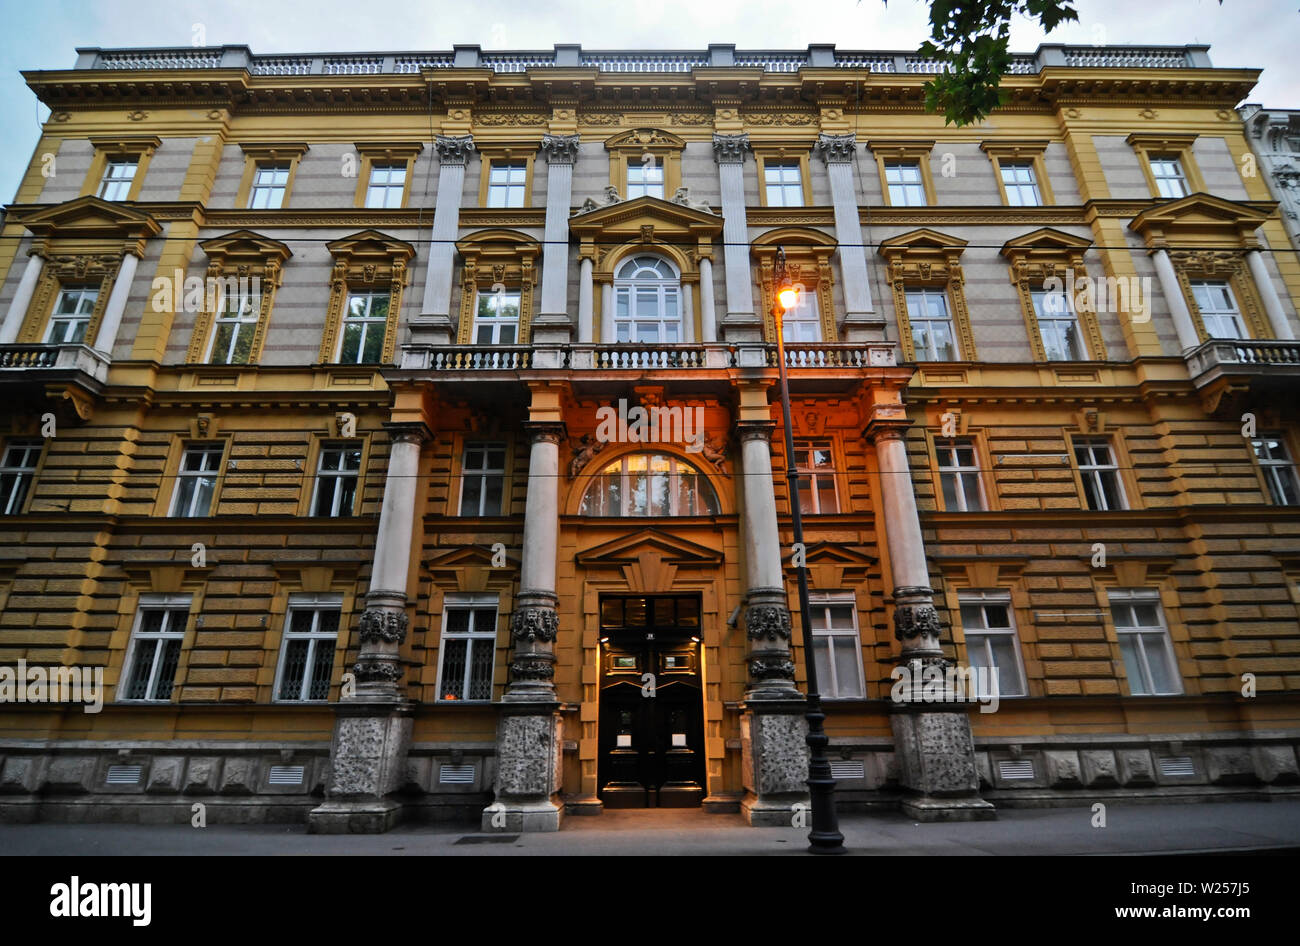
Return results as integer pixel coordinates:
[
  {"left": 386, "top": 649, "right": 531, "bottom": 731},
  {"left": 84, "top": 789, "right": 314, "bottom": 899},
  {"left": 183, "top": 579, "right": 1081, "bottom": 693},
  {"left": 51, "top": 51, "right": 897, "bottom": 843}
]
[
  {"left": 580, "top": 453, "right": 719, "bottom": 517},
  {"left": 613, "top": 255, "right": 681, "bottom": 343}
]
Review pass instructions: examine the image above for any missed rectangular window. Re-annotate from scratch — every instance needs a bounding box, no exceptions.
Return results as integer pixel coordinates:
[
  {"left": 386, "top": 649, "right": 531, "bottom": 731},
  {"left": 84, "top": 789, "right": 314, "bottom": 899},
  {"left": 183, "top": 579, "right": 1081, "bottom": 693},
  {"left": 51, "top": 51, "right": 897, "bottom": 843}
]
[
  {"left": 781, "top": 285, "right": 822, "bottom": 343},
  {"left": 473, "top": 289, "right": 521, "bottom": 345},
  {"left": 437, "top": 594, "right": 498, "bottom": 701},
  {"left": 46, "top": 287, "right": 98, "bottom": 345},
  {"left": 999, "top": 161, "right": 1042, "bottom": 206},
  {"left": 794, "top": 440, "right": 838, "bottom": 514},
  {"left": 959, "top": 592, "right": 1027, "bottom": 698},
  {"left": 905, "top": 288, "right": 956, "bottom": 360},
  {"left": 312, "top": 443, "right": 362, "bottom": 517},
  {"left": 121, "top": 595, "right": 190, "bottom": 702},
  {"left": 487, "top": 161, "right": 527, "bottom": 208},
  {"left": 1253, "top": 435, "right": 1300, "bottom": 505},
  {"left": 248, "top": 163, "right": 290, "bottom": 209},
  {"left": 627, "top": 158, "right": 664, "bottom": 199},
  {"left": 808, "top": 595, "right": 865, "bottom": 700},
  {"left": 1030, "top": 288, "right": 1083, "bottom": 360},
  {"left": 207, "top": 288, "right": 259, "bottom": 365},
  {"left": 364, "top": 163, "right": 407, "bottom": 208},
  {"left": 885, "top": 161, "right": 927, "bottom": 206},
  {"left": 338, "top": 291, "right": 390, "bottom": 364},
  {"left": 1149, "top": 155, "right": 1189, "bottom": 199},
  {"left": 170, "top": 443, "right": 223, "bottom": 517},
  {"left": 274, "top": 594, "right": 341, "bottom": 702},
  {"left": 1074, "top": 438, "right": 1126, "bottom": 511},
  {"left": 97, "top": 158, "right": 138, "bottom": 201},
  {"left": 936, "top": 438, "right": 985, "bottom": 512},
  {"left": 459, "top": 442, "right": 507, "bottom": 516},
  {"left": 1109, "top": 590, "right": 1181, "bottom": 695},
  {"left": 0, "top": 441, "right": 42, "bottom": 515},
  {"left": 764, "top": 161, "right": 804, "bottom": 207},
  {"left": 1189, "top": 280, "right": 1245, "bottom": 340}
]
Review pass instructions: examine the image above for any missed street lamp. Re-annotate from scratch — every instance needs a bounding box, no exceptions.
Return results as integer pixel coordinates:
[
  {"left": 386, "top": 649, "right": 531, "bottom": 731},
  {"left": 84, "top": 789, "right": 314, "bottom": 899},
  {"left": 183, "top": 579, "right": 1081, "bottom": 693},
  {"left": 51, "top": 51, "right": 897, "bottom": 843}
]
[{"left": 771, "top": 246, "right": 846, "bottom": 854}]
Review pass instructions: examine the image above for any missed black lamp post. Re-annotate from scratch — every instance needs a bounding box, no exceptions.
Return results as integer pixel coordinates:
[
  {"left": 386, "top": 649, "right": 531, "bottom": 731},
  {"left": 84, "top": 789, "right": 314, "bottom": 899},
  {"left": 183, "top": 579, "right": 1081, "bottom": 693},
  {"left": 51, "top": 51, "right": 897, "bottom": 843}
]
[{"left": 771, "top": 246, "right": 846, "bottom": 854}]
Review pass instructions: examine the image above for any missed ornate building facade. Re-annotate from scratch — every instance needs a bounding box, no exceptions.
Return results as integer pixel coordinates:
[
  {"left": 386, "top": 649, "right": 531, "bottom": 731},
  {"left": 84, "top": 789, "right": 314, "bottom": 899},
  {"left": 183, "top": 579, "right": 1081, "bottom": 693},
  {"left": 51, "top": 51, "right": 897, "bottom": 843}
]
[{"left": 1, "top": 42, "right": 1299, "bottom": 831}]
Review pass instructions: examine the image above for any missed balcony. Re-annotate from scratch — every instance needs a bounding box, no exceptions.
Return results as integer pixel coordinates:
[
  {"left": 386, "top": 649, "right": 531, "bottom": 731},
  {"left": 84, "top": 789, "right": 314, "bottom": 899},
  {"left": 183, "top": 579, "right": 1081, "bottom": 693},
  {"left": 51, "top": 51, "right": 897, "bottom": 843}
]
[
  {"left": 0, "top": 343, "right": 110, "bottom": 384},
  {"left": 1185, "top": 338, "right": 1300, "bottom": 412}
]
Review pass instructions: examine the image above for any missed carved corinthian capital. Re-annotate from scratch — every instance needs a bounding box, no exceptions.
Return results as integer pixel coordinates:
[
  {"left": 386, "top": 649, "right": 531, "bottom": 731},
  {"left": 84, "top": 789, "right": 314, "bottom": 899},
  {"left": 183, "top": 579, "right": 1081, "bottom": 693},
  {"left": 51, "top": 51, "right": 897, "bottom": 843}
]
[
  {"left": 435, "top": 134, "right": 476, "bottom": 165},
  {"left": 539, "top": 133, "right": 580, "bottom": 164},
  {"left": 815, "top": 133, "right": 858, "bottom": 165},
  {"left": 712, "top": 133, "right": 752, "bottom": 165}
]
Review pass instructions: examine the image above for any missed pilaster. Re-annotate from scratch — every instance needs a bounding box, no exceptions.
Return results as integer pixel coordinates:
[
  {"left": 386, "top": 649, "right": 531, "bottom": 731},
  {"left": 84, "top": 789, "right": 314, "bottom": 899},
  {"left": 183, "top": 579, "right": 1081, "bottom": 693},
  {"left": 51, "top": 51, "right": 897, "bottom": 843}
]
[{"left": 713, "top": 133, "right": 761, "bottom": 341}]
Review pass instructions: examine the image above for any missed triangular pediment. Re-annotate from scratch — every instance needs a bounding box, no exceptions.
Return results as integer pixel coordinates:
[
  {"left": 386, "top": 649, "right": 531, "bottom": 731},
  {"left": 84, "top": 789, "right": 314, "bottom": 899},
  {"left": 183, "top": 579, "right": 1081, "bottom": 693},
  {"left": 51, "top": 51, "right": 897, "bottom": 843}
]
[
  {"left": 1129, "top": 193, "right": 1273, "bottom": 234},
  {"left": 1000, "top": 227, "right": 1093, "bottom": 257},
  {"left": 576, "top": 528, "right": 723, "bottom": 567},
  {"left": 424, "top": 544, "right": 521, "bottom": 571},
  {"left": 326, "top": 229, "right": 416, "bottom": 262},
  {"left": 568, "top": 195, "right": 723, "bottom": 236},
  {"left": 200, "top": 229, "right": 292, "bottom": 265},
  {"left": 877, "top": 228, "right": 969, "bottom": 258},
  {"left": 780, "top": 541, "right": 877, "bottom": 567},
  {"left": 21, "top": 195, "right": 160, "bottom": 240}
]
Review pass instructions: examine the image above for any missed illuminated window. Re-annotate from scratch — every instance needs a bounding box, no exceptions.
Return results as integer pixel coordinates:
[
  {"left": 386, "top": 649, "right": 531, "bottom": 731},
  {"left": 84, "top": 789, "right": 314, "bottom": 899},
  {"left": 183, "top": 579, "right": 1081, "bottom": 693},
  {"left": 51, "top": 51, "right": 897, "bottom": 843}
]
[{"left": 580, "top": 453, "right": 719, "bottom": 517}]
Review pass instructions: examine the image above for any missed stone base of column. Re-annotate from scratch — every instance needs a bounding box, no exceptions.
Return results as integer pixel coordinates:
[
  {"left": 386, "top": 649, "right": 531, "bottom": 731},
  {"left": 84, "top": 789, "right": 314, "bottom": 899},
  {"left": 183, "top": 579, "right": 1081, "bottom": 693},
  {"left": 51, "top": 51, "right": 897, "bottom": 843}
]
[
  {"left": 308, "top": 699, "right": 414, "bottom": 834},
  {"left": 482, "top": 705, "right": 564, "bottom": 833},
  {"left": 406, "top": 314, "right": 454, "bottom": 347},
  {"left": 841, "top": 312, "right": 886, "bottom": 342},
  {"left": 739, "top": 700, "right": 809, "bottom": 826},
  {"left": 720, "top": 312, "right": 764, "bottom": 343},
  {"left": 563, "top": 794, "right": 603, "bottom": 815},
  {"left": 890, "top": 706, "right": 996, "bottom": 822},
  {"left": 529, "top": 315, "right": 573, "bottom": 346}
]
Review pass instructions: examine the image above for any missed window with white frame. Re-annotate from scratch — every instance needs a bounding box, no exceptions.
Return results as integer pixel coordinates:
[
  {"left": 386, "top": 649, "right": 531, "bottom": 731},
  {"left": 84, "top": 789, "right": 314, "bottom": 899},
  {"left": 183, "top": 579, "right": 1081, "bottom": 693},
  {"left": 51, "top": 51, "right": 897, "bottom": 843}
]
[
  {"left": 781, "top": 283, "right": 822, "bottom": 343},
  {"left": 936, "top": 438, "right": 985, "bottom": 512},
  {"left": 613, "top": 255, "right": 682, "bottom": 343},
  {"left": 1149, "top": 154, "right": 1189, "bottom": 199},
  {"left": 1030, "top": 287, "right": 1083, "bottom": 360},
  {"left": 579, "top": 453, "right": 721, "bottom": 517},
  {"left": 487, "top": 161, "right": 526, "bottom": 208},
  {"left": 472, "top": 288, "right": 521, "bottom": 345},
  {"left": 312, "top": 443, "right": 362, "bottom": 517},
  {"left": 1189, "top": 280, "right": 1245, "bottom": 340},
  {"left": 958, "top": 592, "right": 1027, "bottom": 698},
  {"left": 764, "top": 161, "right": 804, "bottom": 206},
  {"left": 626, "top": 157, "right": 664, "bottom": 199},
  {"left": 1109, "top": 589, "right": 1181, "bottom": 695},
  {"left": 170, "top": 443, "right": 223, "bottom": 517},
  {"left": 999, "top": 161, "right": 1042, "bottom": 206},
  {"left": 248, "top": 163, "right": 290, "bottom": 209},
  {"left": 1074, "top": 438, "right": 1126, "bottom": 511},
  {"left": 121, "top": 595, "right": 190, "bottom": 702},
  {"left": 338, "top": 290, "right": 390, "bottom": 363},
  {"left": 97, "top": 158, "right": 138, "bottom": 201},
  {"left": 364, "top": 163, "right": 407, "bottom": 208},
  {"left": 46, "top": 287, "right": 98, "bottom": 345},
  {"left": 885, "top": 161, "right": 927, "bottom": 206},
  {"left": 905, "top": 288, "right": 956, "bottom": 360},
  {"left": 460, "top": 442, "right": 507, "bottom": 516},
  {"left": 274, "top": 594, "right": 341, "bottom": 702},
  {"left": 1253, "top": 435, "right": 1300, "bottom": 505},
  {"left": 0, "top": 441, "right": 42, "bottom": 515},
  {"left": 808, "top": 594, "right": 866, "bottom": 700},
  {"left": 794, "top": 440, "right": 838, "bottom": 514},
  {"left": 207, "top": 286, "right": 260, "bottom": 365},
  {"left": 437, "top": 594, "right": 499, "bottom": 702}
]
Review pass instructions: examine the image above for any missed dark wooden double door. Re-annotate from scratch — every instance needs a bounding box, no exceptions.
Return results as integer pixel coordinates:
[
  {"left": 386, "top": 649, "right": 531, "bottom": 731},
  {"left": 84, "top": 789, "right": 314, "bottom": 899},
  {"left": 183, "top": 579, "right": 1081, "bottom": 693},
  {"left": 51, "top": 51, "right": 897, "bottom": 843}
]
[{"left": 598, "top": 595, "right": 706, "bottom": 808}]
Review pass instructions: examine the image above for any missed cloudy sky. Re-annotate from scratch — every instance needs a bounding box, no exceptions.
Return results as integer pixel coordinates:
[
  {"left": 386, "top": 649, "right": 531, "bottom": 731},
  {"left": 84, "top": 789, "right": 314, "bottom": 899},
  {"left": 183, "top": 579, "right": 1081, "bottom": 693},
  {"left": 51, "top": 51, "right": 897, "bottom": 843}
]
[{"left": 1, "top": 0, "right": 1296, "bottom": 201}]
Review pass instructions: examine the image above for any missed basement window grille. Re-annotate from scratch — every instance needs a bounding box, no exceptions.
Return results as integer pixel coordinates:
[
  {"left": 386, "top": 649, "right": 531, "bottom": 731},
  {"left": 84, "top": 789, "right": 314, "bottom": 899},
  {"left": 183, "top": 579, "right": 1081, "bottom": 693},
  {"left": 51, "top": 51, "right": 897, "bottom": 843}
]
[
  {"left": 268, "top": 765, "right": 305, "bottom": 785},
  {"left": 997, "top": 759, "right": 1035, "bottom": 780},
  {"left": 829, "top": 760, "right": 865, "bottom": 780},
  {"left": 439, "top": 764, "right": 476, "bottom": 784},
  {"left": 1158, "top": 756, "right": 1196, "bottom": 777},
  {"left": 105, "top": 764, "right": 143, "bottom": 785}
]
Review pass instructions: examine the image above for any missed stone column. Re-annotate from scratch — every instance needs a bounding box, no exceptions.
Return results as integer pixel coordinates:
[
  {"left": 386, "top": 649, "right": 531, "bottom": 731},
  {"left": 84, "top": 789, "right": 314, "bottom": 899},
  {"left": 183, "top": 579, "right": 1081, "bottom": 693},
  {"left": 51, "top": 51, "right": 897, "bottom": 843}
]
[
  {"left": 411, "top": 135, "right": 474, "bottom": 346},
  {"left": 600, "top": 283, "right": 614, "bottom": 344},
  {"left": 93, "top": 250, "right": 140, "bottom": 357},
  {"left": 577, "top": 256, "right": 594, "bottom": 344},
  {"left": 815, "top": 133, "right": 878, "bottom": 341},
  {"left": 682, "top": 281, "right": 695, "bottom": 343},
  {"left": 1246, "top": 248, "right": 1295, "bottom": 340},
  {"left": 868, "top": 412, "right": 994, "bottom": 822},
  {"left": 532, "top": 134, "right": 580, "bottom": 345},
  {"left": 309, "top": 423, "right": 428, "bottom": 834},
  {"left": 486, "top": 418, "right": 565, "bottom": 832},
  {"left": 0, "top": 251, "right": 44, "bottom": 344},
  {"left": 713, "top": 134, "right": 761, "bottom": 341},
  {"left": 698, "top": 255, "right": 717, "bottom": 343},
  {"left": 1151, "top": 247, "right": 1201, "bottom": 351}
]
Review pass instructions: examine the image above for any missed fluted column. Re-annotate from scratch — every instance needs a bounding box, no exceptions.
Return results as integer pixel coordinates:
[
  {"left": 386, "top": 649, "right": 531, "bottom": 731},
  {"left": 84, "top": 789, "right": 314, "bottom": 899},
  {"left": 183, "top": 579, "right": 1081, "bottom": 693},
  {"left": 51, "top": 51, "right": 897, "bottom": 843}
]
[
  {"left": 713, "top": 134, "right": 760, "bottom": 340},
  {"left": 699, "top": 255, "right": 717, "bottom": 343},
  {"left": 1246, "top": 248, "right": 1295, "bottom": 340},
  {"left": 534, "top": 134, "right": 580, "bottom": 343},
  {"left": 816, "top": 133, "right": 878, "bottom": 340},
  {"left": 578, "top": 256, "right": 594, "bottom": 343},
  {"left": 0, "top": 250, "right": 44, "bottom": 344},
  {"left": 412, "top": 135, "right": 474, "bottom": 345},
  {"left": 93, "top": 250, "right": 140, "bottom": 357},
  {"left": 1151, "top": 247, "right": 1201, "bottom": 351}
]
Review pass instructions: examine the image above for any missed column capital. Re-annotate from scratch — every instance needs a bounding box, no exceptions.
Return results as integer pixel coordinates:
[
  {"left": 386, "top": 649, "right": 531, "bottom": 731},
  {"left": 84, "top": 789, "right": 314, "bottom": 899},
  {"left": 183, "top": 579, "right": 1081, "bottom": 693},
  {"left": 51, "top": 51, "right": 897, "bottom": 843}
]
[
  {"left": 539, "top": 133, "right": 580, "bottom": 164},
  {"left": 435, "top": 134, "right": 476, "bottom": 165},
  {"left": 815, "top": 133, "right": 858, "bottom": 165},
  {"left": 522, "top": 420, "right": 567, "bottom": 445},
  {"left": 736, "top": 420, "right": 775, "bottom": 443},
  {"left": 383, "top": 421, "right": 432, "bottom": 446},
  {"left": 712, "top": 133, "right": 752, "bottom": 165}
]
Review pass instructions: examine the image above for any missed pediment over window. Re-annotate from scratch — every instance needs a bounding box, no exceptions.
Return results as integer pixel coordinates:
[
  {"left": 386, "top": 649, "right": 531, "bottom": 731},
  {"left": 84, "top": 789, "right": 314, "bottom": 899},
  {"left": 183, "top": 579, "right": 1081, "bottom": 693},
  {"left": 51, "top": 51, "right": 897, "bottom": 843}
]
[
  {"left": 1128, "top": 194, "right": 1275, "bottom": 249},
  {"left": 325, "top": 229, "right": 416, "bottom": 267},
  {"left": 424, "top": 545, "right": 521, "bottom": 593},
  {"left": 877, "top": 228, "right": 969, "bottom": 258},
  {"left": 780, "top": 541, "right": 876, "bottom": 588},
  {"left": 199, "top": 230, "right": 292, "bottom": 272},
  {"left": 999, "top": 227, "right": 1092, "bottom": 260},
  {"left": 568, "top": 195, "right": 723, "bottom": 234},
  {"left": 603, "top": 128, "right": 687, "bottom": 151},
  {"left": 21, "top": 195, "right": 161, "bottom": 242},
  {"left": 575, "top": 528, "right": 724, "bottom": 567}
]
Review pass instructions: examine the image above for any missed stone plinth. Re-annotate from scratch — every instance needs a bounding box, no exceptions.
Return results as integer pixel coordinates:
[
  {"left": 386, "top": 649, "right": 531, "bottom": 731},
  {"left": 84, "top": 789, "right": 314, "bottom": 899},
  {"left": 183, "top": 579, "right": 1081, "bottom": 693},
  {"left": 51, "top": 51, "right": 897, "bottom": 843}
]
[
  {"left": 482, "top": 706, "right": 564, "bottom": 832},
  {"left": 739, "top": 700, "right": 809, "bottom": 826},
  {"left": 308, "top": 699, "right": 413, "bottom": 833},
  {"left": 890, "top": 705, "right": 996, "bottom": 822}
]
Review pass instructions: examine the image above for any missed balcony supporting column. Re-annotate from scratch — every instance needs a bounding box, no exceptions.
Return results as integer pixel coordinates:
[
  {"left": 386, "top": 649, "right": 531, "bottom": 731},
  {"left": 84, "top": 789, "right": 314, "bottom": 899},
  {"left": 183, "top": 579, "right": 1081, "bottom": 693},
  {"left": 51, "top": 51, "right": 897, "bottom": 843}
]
[
  {"left": 713, "top": 134, "right": 761, "bottom": 341},
  {"left": 533, "top": 134, "right": 580, "bottom": 344},
  {"left": 1151, "top": 247, "right": 1201, "bottom": 351},
  {"left": 816, "top": 134, "right": 879, "bottom": 341},
  {"left": 0, "top": 251, "right": 44, "bottom": 344},
  {"left": 309, "top": 422, "right": 429, "bottom": 834},
  {"left": 1246, "top": 248, "right": 1295, "bottom": 340},
  {"left": 411, "top": 135, "right": 474, "bottom": 346},
  {"left": 93, "top": 250, "right": 140, "bottom": 357},
  {"left": 867, "top": 401, "right": 994, "bottom": 823},
  {"left": 578, "top": 255, "right": 594, "bottom": 343},
  {"left": 699, "top": 255, "right": 717, "bottom": 343}
]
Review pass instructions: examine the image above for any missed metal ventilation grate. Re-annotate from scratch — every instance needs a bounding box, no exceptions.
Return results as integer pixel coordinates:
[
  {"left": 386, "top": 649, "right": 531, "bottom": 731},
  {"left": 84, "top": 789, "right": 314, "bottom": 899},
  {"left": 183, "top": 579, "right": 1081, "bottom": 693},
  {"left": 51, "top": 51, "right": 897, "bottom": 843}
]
[
  {"left": 829, "top": 760, "right": 865, "bottom": 779},
  {"left": 105, "top": 764, "right": 142, "bottom": 785},
  {"left": 997, "top": 759, "right": 1035, "bottom": 780},
  {"left": 1158, "top": 756, "right": 1196, "bottom": 777},
  {"left": 268, "top": 765, "right": 305, "bottom": 785},
  {"left": 439, "top": 764, "right": 476, "bottom": 784}
]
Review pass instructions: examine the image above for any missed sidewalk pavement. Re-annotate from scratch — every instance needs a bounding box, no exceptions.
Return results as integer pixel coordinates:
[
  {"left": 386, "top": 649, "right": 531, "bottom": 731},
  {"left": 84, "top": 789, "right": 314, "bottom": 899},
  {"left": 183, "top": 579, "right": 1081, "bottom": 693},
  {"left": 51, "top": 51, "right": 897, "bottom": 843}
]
[{"left": 3, "top": 800, "right": 1299, "bottom": 855}]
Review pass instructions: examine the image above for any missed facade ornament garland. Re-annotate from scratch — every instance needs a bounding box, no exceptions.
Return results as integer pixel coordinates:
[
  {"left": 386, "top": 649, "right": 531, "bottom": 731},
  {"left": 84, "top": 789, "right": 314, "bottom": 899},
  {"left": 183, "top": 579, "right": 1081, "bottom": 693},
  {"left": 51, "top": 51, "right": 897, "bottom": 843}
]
[
  {"left": 748, "top": 656, "right": 797, "bottom": 680},
  {"left": 539, "top": 133, "right": 580, "bottom": 164},
  {"left": 510, "top": 607, "right": 559, "bottom": 643},
  {"left": 434, "top": 134, "right": 476, "bottom": 165},
  {"left": 510, "top": 656, "right": 556, "bottom": 681},
  {"left": 711, "top": 133, "right": 752, "bottom": 165},
  {"left": 357, "top": 607, "right": 409, "bottom": 644},
  {"left": 815, "top": 133, "right": 858, "bottom": 165},
  {"left": 351, "top": 659, "right": 404, "bottom": 684}
]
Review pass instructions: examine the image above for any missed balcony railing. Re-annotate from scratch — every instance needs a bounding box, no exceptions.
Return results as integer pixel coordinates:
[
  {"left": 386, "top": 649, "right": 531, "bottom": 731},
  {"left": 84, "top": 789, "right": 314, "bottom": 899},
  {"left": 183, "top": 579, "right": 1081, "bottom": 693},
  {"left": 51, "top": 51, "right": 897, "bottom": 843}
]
[
  {"left": 589, "top": 345, "right": 712, "bottom": 369},
  {"left": 401, "top": 342, "right": 901, "bottom": 373},
  {"left": 775, "top": 343, "right": 898, "bottom": 368},
  {"left": 0, "top": 343, "right": 110, "bottom": 383},
  {"left": 425, "top": 346, "right": 534, "bottom": 371},
  {"left": 1186, "top": 338, "right": 1300, "bottom": 381}
]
